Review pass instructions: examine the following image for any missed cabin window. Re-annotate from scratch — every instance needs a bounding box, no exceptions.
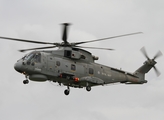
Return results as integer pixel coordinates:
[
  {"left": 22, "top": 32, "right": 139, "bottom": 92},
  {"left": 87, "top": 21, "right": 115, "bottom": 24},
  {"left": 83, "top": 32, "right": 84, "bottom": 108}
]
[
  {"left": 56, "top": 61, "right": 60, "bottom": 66},
  {"left": 81, "top": 55, "right": 86, "bottom": 59},
  {"left": 89, "top": 68, "right": 94, "bottom": 74},
  {"left": 64, "top": 50, "right": 72, "bottom": 58},
  {"left": 71, "top": 64, "right": 76, "bottom": 71}
]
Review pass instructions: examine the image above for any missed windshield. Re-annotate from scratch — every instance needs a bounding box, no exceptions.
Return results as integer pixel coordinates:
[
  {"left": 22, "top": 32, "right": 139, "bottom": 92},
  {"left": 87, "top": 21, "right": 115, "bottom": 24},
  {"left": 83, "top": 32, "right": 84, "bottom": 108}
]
[
  {"left": 33, "top": 53, "right": 41, "bottom": 63},
  {"left": 24, "top": 53, "right": 34, "bottom": 61},
  {"left": 23, "top": 52, "right": 41, "bottom": 64}
]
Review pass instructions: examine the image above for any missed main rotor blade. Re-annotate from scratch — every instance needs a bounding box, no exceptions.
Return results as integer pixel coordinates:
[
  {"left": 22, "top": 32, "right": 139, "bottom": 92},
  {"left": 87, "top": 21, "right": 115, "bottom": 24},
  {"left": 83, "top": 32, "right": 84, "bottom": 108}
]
[
  {"left": 19, "top": 46, "right": 56, "bottom": 52},
  {"left": 74, "top": 32, "right": 142, "bottom": 45},
  {"left": 62, "top": 23, "right": 70, "bottom": 44},
  {"left": 0, "top": 36, "right": 55, "bottom": 45},
  {"left": 153, "top": 66, "right": 161, "bottom": 77},
  {"left": 75, "top": 46, "right": 114, "bottom": 50},
  {"left": 140, "top": 47, "right": 150, "bottom": 60},
  {"left": 153, "top": 50, "right": 163, "bottom": 60}
]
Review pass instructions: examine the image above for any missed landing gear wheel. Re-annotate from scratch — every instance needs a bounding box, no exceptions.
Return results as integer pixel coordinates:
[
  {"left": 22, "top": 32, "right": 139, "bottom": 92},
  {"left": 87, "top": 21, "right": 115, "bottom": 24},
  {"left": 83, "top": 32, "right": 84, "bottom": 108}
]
[
  {"left": 23, "top": 80, "right": 29, "bottom": 84},
  {"left": 64, "top": 89, "right": 70, "bottom": 95},
  {"left": 86, "top": 86, "right": 91, "bottom": 92}
]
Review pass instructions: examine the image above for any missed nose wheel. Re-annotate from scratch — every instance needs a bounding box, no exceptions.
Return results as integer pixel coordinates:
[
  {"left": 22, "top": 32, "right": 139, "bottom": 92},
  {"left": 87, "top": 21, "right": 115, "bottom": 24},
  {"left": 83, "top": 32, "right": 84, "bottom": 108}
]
[
  {"left": 23, "top": 75, "right": 29, "bottom": 84},
  {"left": 23, "top": 80, "right": 29, "bottom": 84}
]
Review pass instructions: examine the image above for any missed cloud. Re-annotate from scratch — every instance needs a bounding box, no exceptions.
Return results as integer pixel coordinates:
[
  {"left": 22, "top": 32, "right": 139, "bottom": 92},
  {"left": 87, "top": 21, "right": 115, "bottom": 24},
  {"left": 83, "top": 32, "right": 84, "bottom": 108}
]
[{"left": 0, "top": 0, "right": 164, "bottom": 120}]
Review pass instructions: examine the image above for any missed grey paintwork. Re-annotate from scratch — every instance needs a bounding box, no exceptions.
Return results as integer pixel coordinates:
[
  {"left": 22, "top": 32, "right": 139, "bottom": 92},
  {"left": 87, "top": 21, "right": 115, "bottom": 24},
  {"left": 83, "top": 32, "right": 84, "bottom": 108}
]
[
  {"left": 0, "top": 23, "right": 159, "bottom": 95},
  {"left": 15, "top": 47, "right": 152, "bottom": 92}
]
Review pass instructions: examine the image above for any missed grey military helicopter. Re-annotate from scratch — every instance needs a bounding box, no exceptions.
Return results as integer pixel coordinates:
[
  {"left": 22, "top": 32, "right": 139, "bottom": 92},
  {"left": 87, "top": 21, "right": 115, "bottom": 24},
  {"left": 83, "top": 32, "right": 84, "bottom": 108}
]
[{"left": 0, "top": 23, "right": 162, "bottom": 95}]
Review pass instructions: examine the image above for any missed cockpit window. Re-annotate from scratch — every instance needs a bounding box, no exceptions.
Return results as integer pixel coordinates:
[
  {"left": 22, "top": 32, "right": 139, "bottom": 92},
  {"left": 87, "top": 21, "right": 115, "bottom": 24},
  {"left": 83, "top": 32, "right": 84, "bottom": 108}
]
[
  {"left": 33, "top": 53, "right": 41, "bottom": 63},
  {"left": 23, "top": 52, "right": 41, "bottom": 64},
  {"left": 24, "top": 53, "right": 34, "bottom": 61}
]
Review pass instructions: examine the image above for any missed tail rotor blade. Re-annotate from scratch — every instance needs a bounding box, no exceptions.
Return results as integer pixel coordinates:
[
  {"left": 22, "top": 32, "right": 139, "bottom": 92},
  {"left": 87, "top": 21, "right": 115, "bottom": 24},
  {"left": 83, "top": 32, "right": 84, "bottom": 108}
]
[
  {"left": 154, "top": 50, "right": 163, "bottom": 60},
  {"left": 140, "top": 47, "right": 150, "bottom": 60},
  {"left": 153, "top": 66, "right": 161, "bottom": 77}
]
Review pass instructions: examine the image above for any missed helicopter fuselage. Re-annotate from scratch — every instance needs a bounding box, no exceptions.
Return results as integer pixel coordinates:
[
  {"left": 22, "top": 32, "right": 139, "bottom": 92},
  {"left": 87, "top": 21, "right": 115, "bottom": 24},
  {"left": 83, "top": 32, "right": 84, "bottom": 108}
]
[
  {"left": 14, "top": 47, "right": 147, "bottom": 92},
  {"left": 0, "top": 23, "right": 161, "bottom": 95}
]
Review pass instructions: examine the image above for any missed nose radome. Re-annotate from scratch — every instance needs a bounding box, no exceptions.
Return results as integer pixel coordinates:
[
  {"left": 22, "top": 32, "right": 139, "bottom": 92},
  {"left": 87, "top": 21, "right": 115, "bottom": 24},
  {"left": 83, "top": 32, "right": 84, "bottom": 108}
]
[{"left": 14, "top": 62, "right": 23, "bottom": 73}]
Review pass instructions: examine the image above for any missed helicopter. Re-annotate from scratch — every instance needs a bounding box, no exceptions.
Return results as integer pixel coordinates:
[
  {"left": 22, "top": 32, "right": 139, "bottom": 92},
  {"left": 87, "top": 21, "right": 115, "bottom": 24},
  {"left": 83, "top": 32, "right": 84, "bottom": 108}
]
[{"left": 0, "top": 23, "right": 162, "bottom": 95}]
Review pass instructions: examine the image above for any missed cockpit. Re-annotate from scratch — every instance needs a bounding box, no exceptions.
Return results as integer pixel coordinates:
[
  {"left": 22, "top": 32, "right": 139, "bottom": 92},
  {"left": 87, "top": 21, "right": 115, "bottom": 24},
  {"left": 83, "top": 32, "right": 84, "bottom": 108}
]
[
  {"left": 22, "top": 52, "right": 41, "bottom": 65},
  {"left": 14, "top": 52, "right": 41, "bottom": 74}
]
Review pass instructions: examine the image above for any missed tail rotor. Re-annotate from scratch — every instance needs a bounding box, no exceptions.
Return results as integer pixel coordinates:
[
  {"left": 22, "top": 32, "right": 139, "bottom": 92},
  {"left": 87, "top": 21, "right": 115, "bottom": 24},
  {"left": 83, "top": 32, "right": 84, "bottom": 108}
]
[
  {"left": 153, "top": 50, "right": 163, "bottom": 60},
  {"left": 140, "top": 47, "right": 162, "bottom": 76}
]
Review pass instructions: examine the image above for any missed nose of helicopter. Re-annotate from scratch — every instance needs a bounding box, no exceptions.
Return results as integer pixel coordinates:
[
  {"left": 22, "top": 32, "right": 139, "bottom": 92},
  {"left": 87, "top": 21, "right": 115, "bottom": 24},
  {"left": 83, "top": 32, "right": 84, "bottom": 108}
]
[{"left": 14, "top": 61, "right": 23, "bottom": 73}]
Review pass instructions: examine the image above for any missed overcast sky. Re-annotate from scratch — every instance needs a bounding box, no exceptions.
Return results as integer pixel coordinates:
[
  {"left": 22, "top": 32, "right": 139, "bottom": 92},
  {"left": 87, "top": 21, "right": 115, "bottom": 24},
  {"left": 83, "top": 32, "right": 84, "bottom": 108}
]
[{"left": 0, "top": 0, "right": 164, "bottom": 120}]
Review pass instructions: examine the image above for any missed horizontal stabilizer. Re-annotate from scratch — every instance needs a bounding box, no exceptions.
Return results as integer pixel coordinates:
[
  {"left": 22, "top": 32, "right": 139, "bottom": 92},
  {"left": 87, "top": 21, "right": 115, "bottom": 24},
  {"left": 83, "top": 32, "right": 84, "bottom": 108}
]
[{"left": 125, "top": 80, "right": 147, "bottom": 84}]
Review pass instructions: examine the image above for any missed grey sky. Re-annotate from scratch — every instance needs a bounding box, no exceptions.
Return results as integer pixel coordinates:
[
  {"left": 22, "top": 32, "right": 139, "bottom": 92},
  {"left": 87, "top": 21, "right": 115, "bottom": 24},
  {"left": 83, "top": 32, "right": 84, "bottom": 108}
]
[{"left": 0, "top": 0, "right": 164, "bottom": 120}]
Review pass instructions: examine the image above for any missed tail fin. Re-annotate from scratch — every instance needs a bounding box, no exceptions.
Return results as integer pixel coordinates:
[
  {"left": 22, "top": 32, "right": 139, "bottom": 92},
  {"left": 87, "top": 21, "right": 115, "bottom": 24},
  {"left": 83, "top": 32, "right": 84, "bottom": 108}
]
[
  {"left": 135, "top": 60, "right": 156, "bottom": 74},
  {"left": 134, "top": 47, "right": 162, "bottom": 81},
  {"left": 133, "top": 60, "right": 156, "bottom": 81}
]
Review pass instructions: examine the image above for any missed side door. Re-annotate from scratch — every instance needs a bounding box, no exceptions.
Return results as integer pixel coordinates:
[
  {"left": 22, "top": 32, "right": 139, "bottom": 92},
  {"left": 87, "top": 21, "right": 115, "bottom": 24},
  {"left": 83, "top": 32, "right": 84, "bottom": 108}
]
[
  {"left": 46, "top": 55, "right": 60, "bottom": 76},
  {"left": 73, "top": 62, "right": 85, "bottom": 77},
  {"left": 47, "top": 55, "right": 55, "bottom": 73},
  {"left": 86, "top": 64, "right": 94, "bottom": 76}
]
